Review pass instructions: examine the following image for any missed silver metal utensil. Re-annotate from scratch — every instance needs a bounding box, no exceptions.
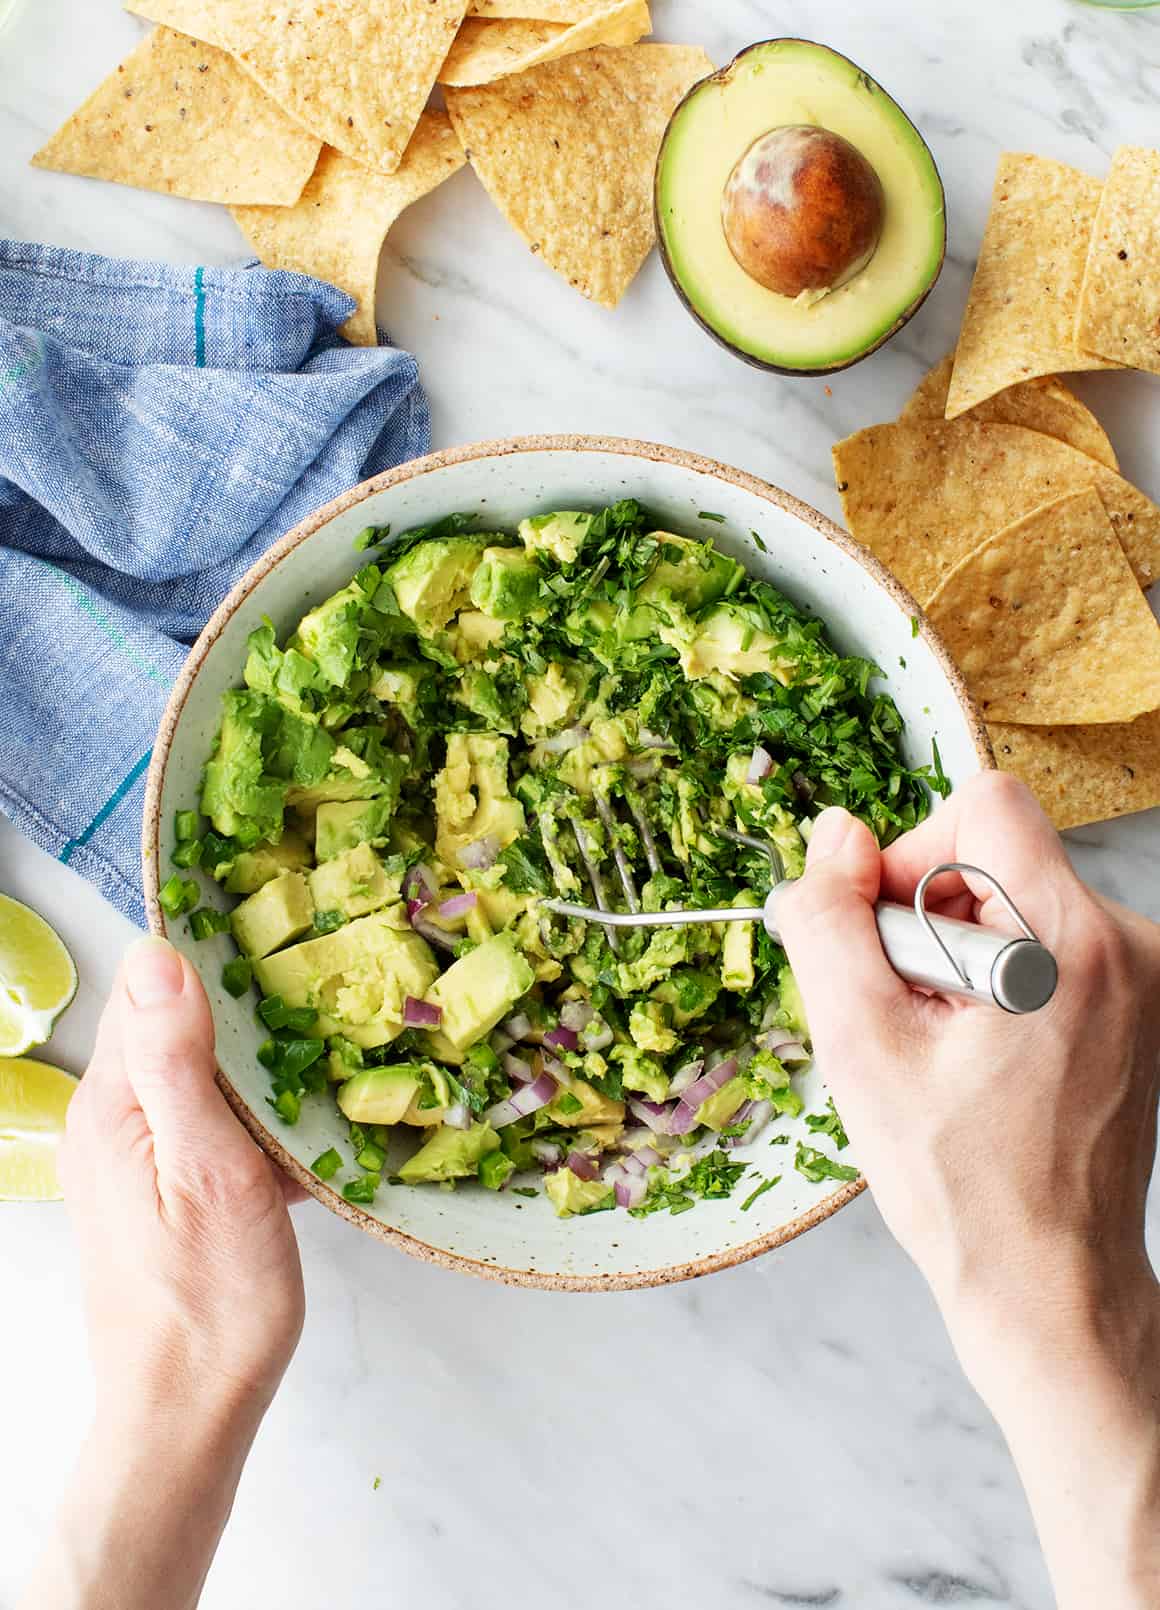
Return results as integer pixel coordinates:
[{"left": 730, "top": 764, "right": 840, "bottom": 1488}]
[{"left": 540, "top": 803, "right": 1058, "bottom": 1015}]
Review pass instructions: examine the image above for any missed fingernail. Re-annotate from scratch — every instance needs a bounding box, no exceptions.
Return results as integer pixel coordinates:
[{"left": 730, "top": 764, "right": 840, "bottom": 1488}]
[
  {"left": 807, "top": 808, "right": 853, "bottom": 865},
  {"left": 125, "top": 937, "right": 185, "bottom": 1008}
]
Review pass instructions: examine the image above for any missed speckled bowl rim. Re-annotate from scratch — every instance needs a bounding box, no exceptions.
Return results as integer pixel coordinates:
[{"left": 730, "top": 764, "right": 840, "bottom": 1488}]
[{"left": 143, "top": 434, "right": 992, "bottom": 1292}]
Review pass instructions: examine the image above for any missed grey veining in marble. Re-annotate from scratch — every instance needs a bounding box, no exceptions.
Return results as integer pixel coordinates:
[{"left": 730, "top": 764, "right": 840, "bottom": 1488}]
[{"left": 1, "top": 1, "right": 1159, "bottom": 1606}]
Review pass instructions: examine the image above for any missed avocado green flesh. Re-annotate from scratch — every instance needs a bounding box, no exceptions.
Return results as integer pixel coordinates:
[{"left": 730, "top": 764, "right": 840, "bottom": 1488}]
[
  {"left": 656, "top": 38, "right": 945, "bottom": 373},
  {"left": 192, "top": 499, "right": 935, "bottom": 1214}
]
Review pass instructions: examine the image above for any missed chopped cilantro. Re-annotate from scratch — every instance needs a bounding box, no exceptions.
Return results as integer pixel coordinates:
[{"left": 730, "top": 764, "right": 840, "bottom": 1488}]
[
  {"left": 740, "top": 1174, "right": 781, "bottom": 1212},
  {"left": 698, "top": 511, "right": 726, "bottom": 523},
  {"left": 805, "top": 1097, "right": 850, "bottom": 1150},
  {"left": 794, "top": 1142, "right": 860, "bottom": 1184},
  {"left": 750, "top": 529, "right": 769, "bottom": 553},
  {"left": 911, "top": 615, "right": 921, "bottom": 637}
]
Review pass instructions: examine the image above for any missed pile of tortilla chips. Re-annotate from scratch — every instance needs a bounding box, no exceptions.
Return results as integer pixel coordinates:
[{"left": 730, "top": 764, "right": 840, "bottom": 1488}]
[
  {"left": 833, "top": 144, "right": 1160, "bottom": 832},
  {"left": 33, "top": 2, "right": 712, "bottom": 343}
]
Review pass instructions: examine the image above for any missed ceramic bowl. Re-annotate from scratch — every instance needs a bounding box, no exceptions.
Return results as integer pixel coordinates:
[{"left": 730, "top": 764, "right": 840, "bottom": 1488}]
[{"left": 143, "top": 436, "right": 989, "bottom": 1290}]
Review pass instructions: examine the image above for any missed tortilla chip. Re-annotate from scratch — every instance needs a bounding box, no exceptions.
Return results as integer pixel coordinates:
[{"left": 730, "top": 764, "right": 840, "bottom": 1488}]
[
  {"left": 1076, "top": 145, "right": 1160, "bottom": 376},
  {"left": 438, "top": 0, "right": 650, "bottom": 85},
  {"left": 926, "top": 490, "right": 1160, "bottom": 725},
  {"left": 901, "top": 354, "right": 1118, "bottom": 470},
  {"left": 945, "top": 154, "right": 1120, "bottom": 419},
  {"left": 31, "top": 27, "right": 320, "bottom": 205},
  {"left": 833, "top": 420, "right": 1160, "bottom": 603},
  {"left": 990, "top": 712, "right": 1160, "bottom": 831},
  {"left": 469, "top": 0, "right": 595, "bottom": 16},
  {"left": 124, "top": 0, "right": 232, "bottom": 46},
  {"left": 232, "top": 113, "right": 465, "bottom": 347},
  {"left": 125, "top": 0, "right": 468, "bottom": 175},
  {"left": 446, "top": 43, "right": 712, "bottom": 306}
]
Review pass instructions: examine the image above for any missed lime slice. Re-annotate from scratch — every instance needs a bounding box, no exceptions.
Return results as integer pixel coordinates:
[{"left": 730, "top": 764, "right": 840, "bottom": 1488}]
[
  {"left": 0, "top": 894, "right": 77, "bottom": 1056},
  {"left": 0, "top": 1056, "right": 78, "bottom": 1201}
]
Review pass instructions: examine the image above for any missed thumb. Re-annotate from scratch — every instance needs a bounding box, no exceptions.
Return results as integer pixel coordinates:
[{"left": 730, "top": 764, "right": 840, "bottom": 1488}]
[
  {"left": 775, "top": 808, "right": 911, "bottom": 1040},
  {"left": 117, "top": 937, "right": 260, "bottom": 1191}
]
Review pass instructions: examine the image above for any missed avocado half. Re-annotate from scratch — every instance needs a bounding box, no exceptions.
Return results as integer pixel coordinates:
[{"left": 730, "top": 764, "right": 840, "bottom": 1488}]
[{"left": 654, "top": 39, "right": 946, "bottom": 376}]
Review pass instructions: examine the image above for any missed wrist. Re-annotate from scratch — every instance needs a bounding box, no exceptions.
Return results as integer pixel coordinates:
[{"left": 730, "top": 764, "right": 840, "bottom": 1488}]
[{"left": 937, "top": 1237, "right": 1160, "bottom": 1416}]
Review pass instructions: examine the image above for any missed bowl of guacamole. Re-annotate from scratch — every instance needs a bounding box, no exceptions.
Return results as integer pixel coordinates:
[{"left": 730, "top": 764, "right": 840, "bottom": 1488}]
[{"left": 143, "top": 437, "right": 989, "bottom": 1289}]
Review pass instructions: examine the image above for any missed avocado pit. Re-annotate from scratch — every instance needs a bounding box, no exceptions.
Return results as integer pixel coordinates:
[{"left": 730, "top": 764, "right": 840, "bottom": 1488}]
[{"left": 721, "top": 124, "right": 885, "bottom": 300}]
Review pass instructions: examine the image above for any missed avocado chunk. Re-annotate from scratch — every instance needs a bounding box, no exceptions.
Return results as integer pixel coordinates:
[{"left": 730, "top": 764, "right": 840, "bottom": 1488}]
[
  {"left": 655, "top": 39, "right": 945, "bottom": 375},
  {"left": 721, "top": 891, "right": 757, "bottom": 992},
  {"left": 773, "top": 962, "right": 810, "bottom": 1044},
  {"left": 639, "top": 533, "right": 743, "bottom": 609},
  {"left": 255, "top": 912, "right": 439, "bottom": 1048},
  {"left": 307, "top": 842, "right": 399, "bottom": 920},
  {"left": 611, "top": 1043, "right": 670, "bottom": 1104},
  {"left": 424, "top": 932, "right": 535, "bottom": 1052},
  {"left": 337, "top": 1066, "right": 421, "bottom": 1126},
  {"left": 545, "top": 1169, "right": 614, "bottom": 1218},
  {"left": 628, "top": 999, "right": 678, "bottom": 1055},
  {"left": 223, "top": 830, "right": 312, "bottom": 895},
  {"left": 469, "top": 546, "right": 542, "bottom": 620},
  {"left": 397, "top": 1120, "right": 500, "bottom": 1184},
  {"left": 200, "top": 689, "right": 286, "bottom": 842},
  {"left": 680, "top": 605, "right": 791, "bottom": 682},
  {"left": 315, "top": 796, "right": 396, "bottom": 863},
  {"left": 230, "top": 871, "right": 314, "bottom": 959},
  {"left": 291, "top": 581, "right": 367, "bottom": 688},
  {"left": 370, "top": 661, "right": 428, "bottom": 707},
  {"left": 518, "top": 512, "right": 592, "bottom": 565},
  {"left": 450, "top": 611, "right": 507, "bottom": 663},
  {"left": 696, "top": 1074, "right": 749, "bottom": 1131},
  {"left": 384, "top": 536, "right": 489, "bottom": 632},
  {"left": 435, "top": 733, "right": 525, "bottom": 870},
  {"left": 548, "top": 1078, "right": 625, "bottom": 1128}
]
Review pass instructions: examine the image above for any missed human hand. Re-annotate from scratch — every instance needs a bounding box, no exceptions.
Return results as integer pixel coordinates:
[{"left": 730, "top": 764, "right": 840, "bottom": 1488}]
[
  {"left": 777, "top": 770, "right": 1159, "bottom": 1330},
  {"left": 60, "top": 935, "right": 305, "bottom": 1434},
  {"left": 20, "top": 937, "right": 305, "bottom": 1610},
  {"left": 777, "top": 772, "right": 1160, "bottom": 1610}
]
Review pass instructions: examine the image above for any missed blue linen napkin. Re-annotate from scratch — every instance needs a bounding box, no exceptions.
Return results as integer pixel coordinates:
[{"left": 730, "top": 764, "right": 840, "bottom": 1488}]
[{"left": 0, "top": 241, "right": 429, "bottom": 926}]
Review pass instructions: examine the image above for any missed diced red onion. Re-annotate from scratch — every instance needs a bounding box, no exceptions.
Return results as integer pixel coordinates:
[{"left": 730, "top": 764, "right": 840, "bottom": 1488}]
[
  {"left": 559, "top": 999, "right": 594, "bottom": 1033},
  {"left": 486, "top": 1073, "right": 557, "bottom": 1128},
  {"left": 443, "top": 1102, "right": 471, "bottom": 1131},
  {"left": 540, "top": 1051, "right": 568, "bottom": 1080},
  {"left": 744, "top": 1097, "right": 774, "bottom": 1142},
  {"left": 530, "top": 1139, "right": 563, "bottom": 1167},
  {"left": 490, "top": 1030, "right": 515, "bottom": 1055},
  {"left": 582, "top": 1020, "right": 613, "bottom": 1052},
  {"left": 437, "top": 891, "right": 478, "bottom": 919},
  {"left": 627, "top": 1098, "right": 674, "bottom": 1135},
  {"left": 614, "top": 1174, "right": 647, "bottom": 1210},
  {"left": 747, "top": 745, "right": 773, "bottom": 784},
  {"left": 668, "top": 1058, "right": 704, "bottom": 1097},
  {"left": 403, "top": 863, "right": 437, "bottom": 908},
  {"left": 544, "top": 1024, "right": 579, "bottom": 1053},
  {"left": 678, "top": 1057, "right": 738, "bottom": 1112},
  {"left": 457, "top": 836, "right": 499, "bottom": 871},
  {"left": 756, "top": 1032, "right": 809, "bottom": 1062},
  {"left": 639, "top": 729, "right": 678, "bottom": 751},
  {"left": 603, "top": 1159, "right": 628, "bottom": 1190},
  {"left": 617, "top": 1125, "right": 657, "bottom": 1152},
  {"left": 567, "top": 1151, "right": 599, "bottom": 1181},
  {"left": 402, "top": 995, "right": 442, "bottom": 1028},
  {"left": 503, "top": 1012, "right": 533, "bottom": 1042},
  {"left": 621, "top": 1151, "right": 647, "bottom": 1178},
  {"left": 668, "top": 1101, "right": 700, "bottom": 1136},
  {"left": 539, "top": 725, "right": 589, "bottom": 754},
  {"left": 635, "top": 1144, "right": 662, "bottom": 1169},
  {"left": 502, "top": 1052, "right": 535, "bottom": 1084}
]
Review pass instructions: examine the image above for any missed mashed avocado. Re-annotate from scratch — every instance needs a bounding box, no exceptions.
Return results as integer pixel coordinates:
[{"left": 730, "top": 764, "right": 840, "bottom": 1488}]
[{"left": 190, "top": 499, "right": 935, "bottom": 1216}]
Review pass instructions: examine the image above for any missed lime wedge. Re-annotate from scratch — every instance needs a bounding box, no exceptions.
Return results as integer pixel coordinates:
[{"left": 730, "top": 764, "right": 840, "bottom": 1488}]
[
  {"left": 0, "top": 894, "right": 77, "bottom": 1056},
  {"left": 0, "top": 1056, "right": 77, "bottom": 1200}
]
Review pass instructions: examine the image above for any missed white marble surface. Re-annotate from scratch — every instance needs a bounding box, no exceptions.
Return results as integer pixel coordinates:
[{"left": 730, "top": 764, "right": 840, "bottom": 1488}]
[{"left": 2, "top": 1, "right": 1160, "bottom": 1605}]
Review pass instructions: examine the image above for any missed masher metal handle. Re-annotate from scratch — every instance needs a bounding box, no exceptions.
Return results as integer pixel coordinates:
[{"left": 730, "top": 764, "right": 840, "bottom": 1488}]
[{"left": 766, "top": 876, "right": 1058, "bottom": 1014}]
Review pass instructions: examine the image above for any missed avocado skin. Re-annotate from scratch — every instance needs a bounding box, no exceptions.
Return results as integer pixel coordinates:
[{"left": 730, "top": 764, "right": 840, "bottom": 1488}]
[{"left": 653, "top": 38, "right": 946, "bottom": 378}]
